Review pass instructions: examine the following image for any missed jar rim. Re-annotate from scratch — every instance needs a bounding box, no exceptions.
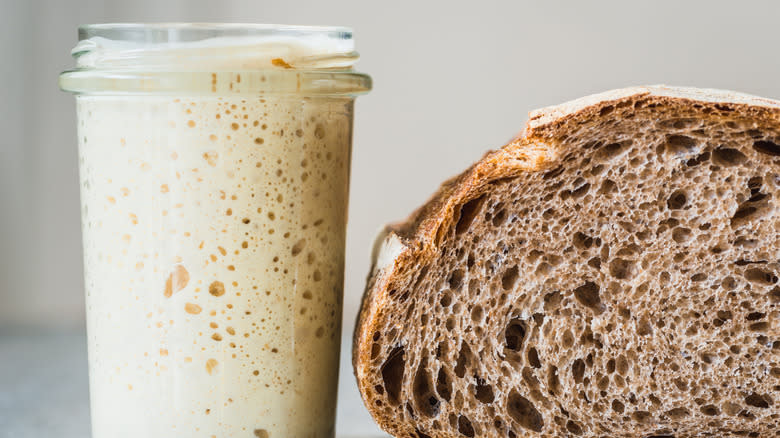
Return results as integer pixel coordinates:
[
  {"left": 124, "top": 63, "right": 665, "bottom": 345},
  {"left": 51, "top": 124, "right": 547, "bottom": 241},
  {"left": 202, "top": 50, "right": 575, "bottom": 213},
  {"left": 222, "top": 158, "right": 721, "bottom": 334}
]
[
  {"left": 60, "top": 23, "right": 371, "bottom": 96},
  {"left": 77, "top": 23, "right": 355, "bottom": 43}
]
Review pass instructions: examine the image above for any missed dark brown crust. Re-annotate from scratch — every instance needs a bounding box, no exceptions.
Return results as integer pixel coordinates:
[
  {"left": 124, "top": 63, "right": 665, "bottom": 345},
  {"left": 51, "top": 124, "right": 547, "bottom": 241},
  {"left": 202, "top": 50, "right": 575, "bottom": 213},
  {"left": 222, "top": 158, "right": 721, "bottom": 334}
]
[{"left": 352, "top": 85, "right": 780, "bottom": 437}]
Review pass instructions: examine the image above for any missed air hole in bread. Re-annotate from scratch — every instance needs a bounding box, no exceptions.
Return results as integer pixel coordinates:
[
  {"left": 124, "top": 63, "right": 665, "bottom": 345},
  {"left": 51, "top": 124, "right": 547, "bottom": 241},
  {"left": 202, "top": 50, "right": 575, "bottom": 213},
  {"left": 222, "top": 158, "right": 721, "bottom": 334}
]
[
  {"left": 747, "top": 175, "right": 764, "bottom": 194},
  {"left": 470, "top": 305, "right": 483, "bottom": 323},
  {"left": 595, "top": 141, "right": 630, "bottom": 162},
  {"left": 664, "top": 135, "right": 698, "bottom": 155},
  {"left": 562, "top": 178, "right": 591, "bottom": 199},
  {"left": 371, "top": 343, "right": 380, "bottom": 359},
  {"left": 731, "top": 195, "right": 772, "bottom": 226},
  {"left": 753, "top": 140, "right": 780, "bottom": 156},
  {"left": 739, "top": 409, "right": 756, "bottom": 420},
  {"left": 597, "top": 374, "right": 610, "bottom": 391},
  {"left": 504, "top": 318, "right": 526, "bottom": 352},
  {"left": 744, "top": 129, "right": 763, "bottom": 138},
  {"left": 609, "top": 258, "right": 636, "bottom": 280},
  {"left": 597, "top": 179, "right": 617, "bottom": 195},
  {"left": 657, "top": 217, "right": 679, "bottom": 234},
  {"left": 723, "top": 401, "right": 742, "bottom": 416},
  {"left": 501, "top": 266, "right": 519, "bottom": 290},
  {"left": 492, "top": 207, "right": 507, "bottom": 227},
  {"left": 454, "top": 343, "right": 472, "bottom": 378},
  {"left": 750, "top": 321, "right": 770, "bottom": 332},
  {"left": 744, "top": 268, "right": 778, "bottom": 285},
  {"left": 699, "top": 404, "right": 720, "bottom": 416},
  {"left": 667, "top": 190, "right": 687, "bottom": 209},
  {"left": 413, "top": 266, "right": 429, "bottom": 290},
  {"left": 435, "top": 367, "right": 452, "bottom": 401},
  {"left": 474, "top": 377, "right": 494, "bottom": 404},
  {"left": 522, "top": 367, "right": 539, "bottom": 391},
  {"left": 561, "top": 330, "right": 574, "bottom": 349},
  {"left": 439, "top": 290, "right": 452, "bottom": 307},
  {"left": 448, "top": 269, "right": 464, "bottom": 290},
  {"left": 534, "top": 262, "right": 551, "bottom": 276},
  {"left": 637, "top": 318, "right": 653, "bottom": 337},
  {"left": 413, "top": 358, "right": 440, "bottom": 418},
  {"left": 573, "top": 281, "right": 604, "bottom": 313},
  {"left": 631, "top": 411, "right": 653, "bottom": 423},
  {"left": 599, "top": 105, "right": 614, "bottom": 116},
  {"left": 455, "top": 195, "right": 486, "bottom": 235},
  {"left": 665, "top": 407, "right": 689, "bottom": 419},
  {"left": 685, "top": 150, "right": 710, "bottom": 166},
  {"left": 543, "top": 166, "right": 565, "bottom": 180},
  {"left": 661, "top": 117, "right": 700, "bottom": 129},
  {"left": 611, "top": 399, "right": 625, "bottom": 414},
  {"left": 507, "top": 390, "right": 544, "bottom": 433},
  {"left": 405, "top": 401, "right": 416, "bottom": 419},
  {"left": 587, "top": 257, "right": 601, "bottom": 270},
  {"left": 527, "top": 347, "right": 542, "bottom": 369},
  {"left": 571, "top": 359, "right": 585, "bottom": 383},
  {"left": 671, "top": 227, "right": 692, "bottom": 244},
  {"left": 445, "top": 317, "right": 455, "bottom": 331},
  {"left": 748, "top": 191, "right": 769, "bottom": 203},
  {"left": 769, "top": 287, "right": 780, "bottom": 303},
  {"left": 690, "top": 272, "right": 707, "bottom": 282},
  {"left": 745, "top": 392, "right": 771, "bottom": 408},
  {"left": 566, "top": 420, "right": 584, "bottom": 435},
  {"left": 616, "top": 355, "right": 629, "bottom": 376},
  {"left": 435, "top": 342, "right": 447, "bottom": 359},
  {"left": 381, "top": 346, "right": 405, "bottom": 405},
  {"left": 548, "top": 366, "right": 561, "bottom": 396},
  {"left": 543, "top": 291, "right": 563, "bottom": 312},
  {"left": 573, "top": 232, "right": 594, "bottom": 250},
  {"left": 589, "top": 163, "right": 606, "bottom": 176},
  {"left": 456, "top": 415, "right": 474, "bottom": 437},
  {"left": 699, "top": 352, "right": 716, "bottom": 365},
  {"left": 712, "top": 147, "right": 748, "bottom": 166}
]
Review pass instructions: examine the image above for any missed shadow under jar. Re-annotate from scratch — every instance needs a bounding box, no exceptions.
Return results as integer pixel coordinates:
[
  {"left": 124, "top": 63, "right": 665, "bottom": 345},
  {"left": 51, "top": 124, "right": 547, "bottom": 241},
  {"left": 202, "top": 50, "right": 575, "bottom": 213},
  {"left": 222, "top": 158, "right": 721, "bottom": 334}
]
[{"left": 59, "top": 23, "right": 371, "bottom": 438}]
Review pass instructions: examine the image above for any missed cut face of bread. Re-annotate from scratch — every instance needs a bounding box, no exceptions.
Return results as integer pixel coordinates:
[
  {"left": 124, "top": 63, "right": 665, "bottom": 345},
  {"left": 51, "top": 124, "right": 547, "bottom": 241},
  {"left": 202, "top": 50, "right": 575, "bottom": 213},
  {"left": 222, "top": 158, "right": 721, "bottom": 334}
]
[{"left": 353, "top": 86, "right": 780, "bottom": 438}]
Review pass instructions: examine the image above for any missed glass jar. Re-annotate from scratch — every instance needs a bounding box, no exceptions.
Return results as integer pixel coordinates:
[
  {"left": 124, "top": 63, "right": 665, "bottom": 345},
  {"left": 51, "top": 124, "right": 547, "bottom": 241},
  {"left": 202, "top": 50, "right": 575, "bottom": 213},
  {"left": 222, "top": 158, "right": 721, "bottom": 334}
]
[{"left": 59, "top": 23, "right": 371, "bottom": 438}]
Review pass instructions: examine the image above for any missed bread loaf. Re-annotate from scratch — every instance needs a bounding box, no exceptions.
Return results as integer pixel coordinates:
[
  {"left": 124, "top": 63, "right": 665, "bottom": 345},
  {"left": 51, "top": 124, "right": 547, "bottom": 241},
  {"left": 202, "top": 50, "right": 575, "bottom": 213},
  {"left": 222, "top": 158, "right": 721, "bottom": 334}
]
[{"left": 353, "top": 86, "right": 780, "bottom": 437}]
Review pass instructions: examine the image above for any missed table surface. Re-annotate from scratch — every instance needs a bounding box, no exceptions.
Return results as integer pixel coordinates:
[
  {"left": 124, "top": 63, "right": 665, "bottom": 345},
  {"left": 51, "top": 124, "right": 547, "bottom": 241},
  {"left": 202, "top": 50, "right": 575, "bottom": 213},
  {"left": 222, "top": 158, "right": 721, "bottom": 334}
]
[{"left": 0, "top": 329, "right": 388, "bottom": 438}]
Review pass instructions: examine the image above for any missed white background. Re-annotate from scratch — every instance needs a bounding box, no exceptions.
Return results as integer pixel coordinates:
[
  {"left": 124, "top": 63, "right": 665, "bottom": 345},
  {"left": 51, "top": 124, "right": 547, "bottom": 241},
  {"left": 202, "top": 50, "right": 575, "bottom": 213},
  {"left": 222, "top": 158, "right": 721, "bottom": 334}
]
[{"left": 2, "top": 0, "right": 780, "bottom": 434}]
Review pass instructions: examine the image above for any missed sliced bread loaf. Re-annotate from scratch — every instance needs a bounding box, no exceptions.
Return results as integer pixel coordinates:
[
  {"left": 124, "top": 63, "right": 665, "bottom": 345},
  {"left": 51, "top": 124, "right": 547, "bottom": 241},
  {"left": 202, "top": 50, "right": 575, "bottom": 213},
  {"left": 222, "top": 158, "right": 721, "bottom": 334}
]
[{"left": 354, "top": 86, "right": 780, "bottom": 437}]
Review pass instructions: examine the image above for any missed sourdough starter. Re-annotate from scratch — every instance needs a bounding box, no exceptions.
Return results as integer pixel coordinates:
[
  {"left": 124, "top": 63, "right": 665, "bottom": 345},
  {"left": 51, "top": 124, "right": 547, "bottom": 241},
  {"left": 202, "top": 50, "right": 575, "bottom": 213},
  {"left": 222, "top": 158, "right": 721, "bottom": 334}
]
[{"left": 70, "top": 31, "right": 364, "bottom": 437}]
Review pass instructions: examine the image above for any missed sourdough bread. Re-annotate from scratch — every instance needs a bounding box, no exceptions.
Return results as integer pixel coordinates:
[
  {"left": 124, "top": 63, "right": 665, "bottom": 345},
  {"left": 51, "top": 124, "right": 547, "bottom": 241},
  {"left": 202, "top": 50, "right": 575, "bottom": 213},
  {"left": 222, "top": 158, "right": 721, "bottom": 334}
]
[{"left": 354, "top": 86, "right": 780, "bottom": 437}]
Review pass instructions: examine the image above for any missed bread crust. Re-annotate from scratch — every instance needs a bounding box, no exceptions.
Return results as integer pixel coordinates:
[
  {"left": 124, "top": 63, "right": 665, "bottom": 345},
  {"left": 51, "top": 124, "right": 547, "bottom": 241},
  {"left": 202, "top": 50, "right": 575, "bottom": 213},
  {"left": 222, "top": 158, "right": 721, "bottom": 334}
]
[{"left": 353, "top": 85, "right": 780, "bottom": 437}]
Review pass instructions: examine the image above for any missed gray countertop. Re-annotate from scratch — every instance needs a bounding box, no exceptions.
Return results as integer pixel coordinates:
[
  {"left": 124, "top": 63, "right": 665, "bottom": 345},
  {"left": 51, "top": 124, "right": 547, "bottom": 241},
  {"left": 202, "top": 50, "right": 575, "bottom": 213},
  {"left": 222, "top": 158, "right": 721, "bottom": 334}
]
[{"left": 0, "top": 330, "right": 387, "bottom": 438}]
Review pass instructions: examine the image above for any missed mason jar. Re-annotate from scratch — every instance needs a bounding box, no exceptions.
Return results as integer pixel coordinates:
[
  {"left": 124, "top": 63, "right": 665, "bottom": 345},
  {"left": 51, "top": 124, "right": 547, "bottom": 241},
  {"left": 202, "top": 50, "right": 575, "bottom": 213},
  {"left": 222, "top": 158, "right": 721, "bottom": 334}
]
[{"left": 59, "top": 23, "right": 371, "bottom": 438}]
